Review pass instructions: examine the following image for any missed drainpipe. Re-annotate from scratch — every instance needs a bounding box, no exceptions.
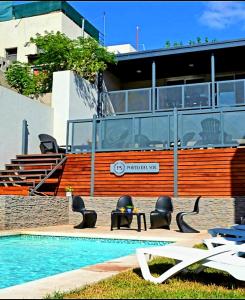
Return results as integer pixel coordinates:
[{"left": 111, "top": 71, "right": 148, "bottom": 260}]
[{"left": 97, "top": 72, "right": 104, "bottom": 117}]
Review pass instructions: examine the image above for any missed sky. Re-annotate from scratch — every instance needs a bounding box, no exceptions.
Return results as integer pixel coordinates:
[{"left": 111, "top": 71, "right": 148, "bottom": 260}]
[{"left": 15, "top": 1, "right": 245, "bottom": 50}]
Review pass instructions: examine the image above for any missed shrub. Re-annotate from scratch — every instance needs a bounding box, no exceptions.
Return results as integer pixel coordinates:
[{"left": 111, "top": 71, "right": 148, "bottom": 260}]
[{"left": 6, "top": 31, "right": 116, "bottom": 96}]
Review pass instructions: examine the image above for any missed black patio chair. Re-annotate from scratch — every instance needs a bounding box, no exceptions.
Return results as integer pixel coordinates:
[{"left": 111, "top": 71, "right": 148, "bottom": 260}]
[
  {"left": 176, "top": 196, "right": 201, "bottom": 233},
  {"left": 72, "top": 196, "right": 97, "bottom": 229},
  {"left": 111, "top": 195, "right": 134, "bottom": 229},
  {"left": 150, "top": 196, "right": 173, "bottom": 229},
  {"left": 38, "top": 133, "right": 66, "bottom": 154}
]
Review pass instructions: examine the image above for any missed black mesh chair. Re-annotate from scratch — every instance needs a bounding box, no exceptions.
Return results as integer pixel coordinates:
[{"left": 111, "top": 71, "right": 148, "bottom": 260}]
[
  {"left": 38, "top": 134, "right": 66, "bottom": 154},
  {"left": 72, "top": 196, "right": 97, "bottom": 229},
  {"left": 150, "top": 196, "right": 173, "bottom": 229},
  {"left": 176, "top": 196, "right": 201, "bottom": 233},
  {"left": 111, "top": 195, "right": 134, "bottom": 228}
]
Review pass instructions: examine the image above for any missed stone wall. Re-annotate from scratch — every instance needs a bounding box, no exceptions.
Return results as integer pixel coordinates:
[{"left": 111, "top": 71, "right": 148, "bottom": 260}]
[
  {"left": 0, "top": 196, "right": 68, "bottom": 230},
  {"left": 69, "top": 196, "right": 245, "bottom": 230},
  {"left": 0, "top": 195, "right": 244, "bottom": 231}
]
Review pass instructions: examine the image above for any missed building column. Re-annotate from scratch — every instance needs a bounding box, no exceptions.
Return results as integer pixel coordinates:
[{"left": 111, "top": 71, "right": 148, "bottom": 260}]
[
  {"left": 152, "top": 61, "right": 156, "bottom": 112},
  {"left": 211, "top": 53, "right": 215, "bottom": 108}
]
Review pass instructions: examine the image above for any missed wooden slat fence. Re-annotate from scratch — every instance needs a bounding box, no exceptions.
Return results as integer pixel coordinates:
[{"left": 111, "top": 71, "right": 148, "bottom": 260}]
[{"left": 56, "top": 147, "right": 245, "bottom": 197}]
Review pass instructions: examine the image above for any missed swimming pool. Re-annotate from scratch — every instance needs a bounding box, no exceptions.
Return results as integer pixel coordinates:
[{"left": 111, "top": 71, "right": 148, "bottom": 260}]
[{"left": 0, "top": 234, "right": 170, "bottom": 289}]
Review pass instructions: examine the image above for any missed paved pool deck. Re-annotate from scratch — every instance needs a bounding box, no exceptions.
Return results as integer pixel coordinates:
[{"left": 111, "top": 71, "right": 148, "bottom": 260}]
[{"left": 0, "top": 225, "right": 210, "bottom": 299}]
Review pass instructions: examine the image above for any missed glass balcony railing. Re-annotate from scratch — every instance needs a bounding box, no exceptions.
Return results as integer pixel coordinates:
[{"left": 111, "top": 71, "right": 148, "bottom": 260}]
[
  {"left": 67, "top": 106, "right": 245, "bottom": 153},
  {"left": 103, "top": 88, "right": 152, "bottom": 115},
  {"left": 157, "top": 82, "right": 211, "bottom": 110},
  {"left": 217, "top": 79, "right": 245, "bottom": 107},
  {"left": 102, "top": 79, "right": 245, "bottom": 116}
]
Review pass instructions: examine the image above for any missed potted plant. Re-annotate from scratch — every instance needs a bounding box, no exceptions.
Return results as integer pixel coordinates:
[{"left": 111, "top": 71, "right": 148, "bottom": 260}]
[{"left": 65, "top": 186, "right": 73, "bottom": 197}]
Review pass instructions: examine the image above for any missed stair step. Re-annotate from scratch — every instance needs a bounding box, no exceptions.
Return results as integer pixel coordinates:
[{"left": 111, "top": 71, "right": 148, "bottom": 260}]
[
  {"left": 0, "top": 174, "right": 44, "bottom": 180},
  {"left": 11, "top": 158, "right": 60, "bottom": 164},
  {"left": 0, "top": 169, "right": 52, "bottom": 174},
  {"left": 0, "top": 181, "right": 35, "bottom": 186},
  {"left": 0, "top": 178, "right": 59, "bottom": 185},
  {"left": 5, "top": 163, "right": 56, "bottom": 169},
  {"left": 16, "top": 154, "right": 65, "bottom": 159}
]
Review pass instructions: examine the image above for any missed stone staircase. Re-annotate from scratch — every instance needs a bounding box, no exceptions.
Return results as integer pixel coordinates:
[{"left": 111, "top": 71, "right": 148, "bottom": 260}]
[{"left": 0, "top": 153, "right": 67, "bottom": 196}]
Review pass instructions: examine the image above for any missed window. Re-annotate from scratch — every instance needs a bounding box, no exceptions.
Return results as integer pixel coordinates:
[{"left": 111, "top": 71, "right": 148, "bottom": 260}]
[
  {"left": 5, "top": 48, "right": 17, "bottom": 62},
  {"left": 27, "top": 54, "right": 38, "bottom": 64}
]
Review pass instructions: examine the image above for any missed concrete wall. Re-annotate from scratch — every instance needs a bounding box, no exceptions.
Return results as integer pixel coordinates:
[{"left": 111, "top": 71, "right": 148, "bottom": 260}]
[
  {"left": 0, "top": 196, "right": 68, "bottom": 230},
  {"left": 0, "top": 86, "right": 53, "bottom": 168},
  {"left": 61, "top": 13, "right": 89, "bottom": 40},
  {"left": 0, "top": 12, "right": 63, "bottom": 62},
  {"left": 0, "top": 12, "right": 90, "bottom": 63},
  {"left": 107, "top": 44, "right": 136, "bottom": 54},
  {"left": 69, "top": 196, "right": 245, "bottom": 230},
  {"left": 103, "top": 70, "right": 121, "bottom": 91},
  {"left": 0, "top": 195, "right": 244, "bottom": 230},
  {"left": 0, "top": 70, "right": 98, "bottom": 167},
  {"left": 52, "top": 70, "right": 97, "bottom": 145}
]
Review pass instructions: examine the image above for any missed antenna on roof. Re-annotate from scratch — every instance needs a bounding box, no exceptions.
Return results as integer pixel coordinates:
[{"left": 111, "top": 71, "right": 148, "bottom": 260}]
[
  {"left": 103, "top": 11, "right": 106, "bottom": 46},
  {"left": 136, "top": 25, "right": 140, "bottom": 51}
]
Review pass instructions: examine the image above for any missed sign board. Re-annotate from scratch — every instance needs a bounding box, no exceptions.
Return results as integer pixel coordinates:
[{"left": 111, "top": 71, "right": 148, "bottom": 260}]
[{"left": 110, "top": 160, "right": 159, "bottom": 176}]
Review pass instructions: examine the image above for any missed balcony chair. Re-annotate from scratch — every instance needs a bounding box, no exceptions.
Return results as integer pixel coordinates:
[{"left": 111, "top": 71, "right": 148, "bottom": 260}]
[
  {"left": 150, "top": 196, "right": 173, "bottom": 229},
  {"left": 72, "top": 196, "right": 97, "bottom": 229},
  {"left": 199, "top": 118, "right": 221, "bottom": 145},
  {"left": 38, "top": 133, "right": 66, "bottom": 154},
  {"left": 111, "top": 195, "right": 134, "bottom": 229},
  {"left": 176, "top": 196, "right": 201, "bottom": 233}
]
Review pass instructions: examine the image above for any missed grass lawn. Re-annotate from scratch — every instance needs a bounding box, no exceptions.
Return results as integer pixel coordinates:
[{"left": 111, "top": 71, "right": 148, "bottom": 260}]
[{"left": 46, "top": 244, "right": 245, "bottom": 299}]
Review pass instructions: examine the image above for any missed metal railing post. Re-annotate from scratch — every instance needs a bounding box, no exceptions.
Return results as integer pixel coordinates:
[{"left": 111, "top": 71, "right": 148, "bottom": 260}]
[
  {"left": 22, "top": 119, "right": 29, "bottom": 155},
  {"left": 90, "top": 114, "right": 97, "bottom": 197},
  {"left": 173, "top": 108, "right": 178, "bottom": 197}
]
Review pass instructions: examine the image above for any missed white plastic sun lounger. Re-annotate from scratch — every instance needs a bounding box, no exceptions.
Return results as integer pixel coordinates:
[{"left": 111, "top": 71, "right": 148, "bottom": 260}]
[
  {"left": 136, "top": 244, "right": 245, "bottom": 284},
  {"left": 203, "top": 236, "right": 245, "bottom": 249}
]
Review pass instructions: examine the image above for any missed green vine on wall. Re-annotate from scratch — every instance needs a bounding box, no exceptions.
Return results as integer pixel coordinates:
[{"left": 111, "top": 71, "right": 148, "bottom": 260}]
[{"left": 5, "top": 31, "right": 116, "bottom": 96}]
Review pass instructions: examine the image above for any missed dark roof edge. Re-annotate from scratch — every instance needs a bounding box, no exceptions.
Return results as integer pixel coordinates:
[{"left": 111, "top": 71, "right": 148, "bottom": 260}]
[{"left": 116, "top": 37, "right": 245, "bottom": 61}]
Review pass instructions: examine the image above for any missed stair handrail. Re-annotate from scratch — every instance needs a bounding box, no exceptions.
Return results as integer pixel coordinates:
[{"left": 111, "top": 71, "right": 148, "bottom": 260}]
[{"left": 29, "top": 155, "right": 67, "bottom": 195}]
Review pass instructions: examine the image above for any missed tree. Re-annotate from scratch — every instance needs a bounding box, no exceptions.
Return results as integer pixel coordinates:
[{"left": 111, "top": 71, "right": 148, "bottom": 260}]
[
  {"left": 196, "top": 37, "right": 202, "bottom": 44},
  {"left": 29, "top": 31, "right": 116, "bottom": 88},
  {"left": 165, "top": 40, "right": 171, "bottom": 48},
  {"left": 6, "top": 31, "right": 116, "bottom": 95}
]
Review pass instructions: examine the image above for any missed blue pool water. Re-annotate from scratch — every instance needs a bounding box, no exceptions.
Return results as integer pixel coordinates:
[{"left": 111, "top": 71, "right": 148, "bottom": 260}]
[{"left": 0, "top": 235, "right": 170, "bottom": 289}]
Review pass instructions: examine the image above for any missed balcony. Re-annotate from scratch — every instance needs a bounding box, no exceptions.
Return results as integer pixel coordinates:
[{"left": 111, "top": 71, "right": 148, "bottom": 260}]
[
  {"left": 66, "top": 79, "right": 245, "bottom": 154},
  {"left": 103, "top": 79, "right": 245, "bottom": 115}
]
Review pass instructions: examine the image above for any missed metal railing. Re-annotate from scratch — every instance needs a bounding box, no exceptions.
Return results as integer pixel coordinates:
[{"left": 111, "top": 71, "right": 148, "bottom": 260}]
[
  {"left": 103, "top": 87, "right": 152, "bottom": 115},
  {"left": 102, "top": 79, "right": 245, "bottom": 116},
  {"left": 156, "top": 82, "right": 211, "bottom": 111},
  {"left": 217, "top": 79, "right": 245, "bottom": 107},
  {"left": 67, "top": 106, "right": 245, "bottom": 153},
  {"left": 67, "top": 106, "right": 245, "bottom": 197}
]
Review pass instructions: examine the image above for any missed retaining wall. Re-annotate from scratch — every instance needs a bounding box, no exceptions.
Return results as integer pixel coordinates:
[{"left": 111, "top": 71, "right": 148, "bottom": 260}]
[{"left": 0, "top": 196, "right": 244, "bottom": 231}]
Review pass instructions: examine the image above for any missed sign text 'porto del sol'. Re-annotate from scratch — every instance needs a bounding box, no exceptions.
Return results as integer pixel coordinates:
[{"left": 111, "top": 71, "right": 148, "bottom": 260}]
[{"left": 110, "top": 160, "right": 159, "bottom": 176}]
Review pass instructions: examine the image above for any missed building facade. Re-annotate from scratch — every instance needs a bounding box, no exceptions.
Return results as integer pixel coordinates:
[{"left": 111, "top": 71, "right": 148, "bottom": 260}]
[{"left": 0, "top": 1, "right": 100, "bottom": 63}]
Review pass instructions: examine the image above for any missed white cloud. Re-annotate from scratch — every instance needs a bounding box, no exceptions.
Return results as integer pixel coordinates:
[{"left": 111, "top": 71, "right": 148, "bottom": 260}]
[{"left": 199, "top": 1, "right": 245, "bottom": 29}]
